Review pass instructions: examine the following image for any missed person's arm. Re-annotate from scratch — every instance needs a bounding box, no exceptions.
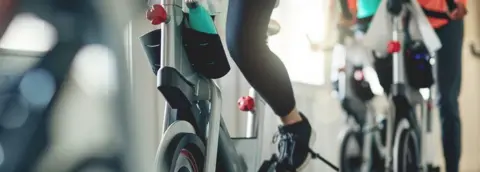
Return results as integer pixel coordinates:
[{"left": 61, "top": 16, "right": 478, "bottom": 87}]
[
  {"left": 337, "top": 0, "right": 356, "bottom": 27},
  {"left": 347, "top": 0, "right": 357, "bottom": 14},
  {"left": 448, "top": 0, "right": 468, "bottom": 19},
  {"left": 447, "top": 0, "right": 468, "bottom": 11},
  {"left": 455, "top": 0, "right": 467, "bottom": 6},
  {"left": 338, "top": 0, "right": 356, "bottom": 20}
]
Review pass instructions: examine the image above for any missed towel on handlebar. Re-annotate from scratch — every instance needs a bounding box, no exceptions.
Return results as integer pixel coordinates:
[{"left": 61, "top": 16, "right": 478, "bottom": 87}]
[{"left": 362, "top": 0, "right": 442, "bottom": 56}]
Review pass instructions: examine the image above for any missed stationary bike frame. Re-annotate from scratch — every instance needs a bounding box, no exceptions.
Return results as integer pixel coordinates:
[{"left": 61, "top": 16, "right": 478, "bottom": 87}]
[
  {"left": 338, "top": 0, "right": 442, "bottom": 171},
  {"left": 153, "top": 0, "right": 269, "bottom": 172},
  {"left": 336, "top": 27, "right": 387, "bottom": 172},
  {"left": 383, "top": 7, "right": 416, "bottom": 172},
  {"left": 384, "top": 4, "right": 439, "bottom": 171},
  {"left": 384, "top": 1, "right": 428, "bottom": 171}
]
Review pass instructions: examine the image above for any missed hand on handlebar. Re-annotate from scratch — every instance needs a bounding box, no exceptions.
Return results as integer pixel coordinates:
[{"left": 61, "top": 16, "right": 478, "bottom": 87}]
[
  {"left": 338, "top": 16, "right": 356, "bottom": 27},
  {"left": 448, "top": 2, "right": 468, "bottom": 20}
]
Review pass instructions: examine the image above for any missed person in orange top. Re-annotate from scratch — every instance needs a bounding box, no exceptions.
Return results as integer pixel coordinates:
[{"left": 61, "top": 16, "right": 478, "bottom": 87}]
[
  {"left": 337, "top": 0, "right": 467, "bottom": 172},
  {"left": 419, "top": 2, "right": 466, "bottom": 172},
  {"left": 419, "top": 0, "right": 468, "bottom": 27}
]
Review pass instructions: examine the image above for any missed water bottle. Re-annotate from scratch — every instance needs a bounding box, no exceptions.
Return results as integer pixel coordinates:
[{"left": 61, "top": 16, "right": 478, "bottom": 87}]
[{"left": 187, "top": 2, "right": 217, "bottom": 34}]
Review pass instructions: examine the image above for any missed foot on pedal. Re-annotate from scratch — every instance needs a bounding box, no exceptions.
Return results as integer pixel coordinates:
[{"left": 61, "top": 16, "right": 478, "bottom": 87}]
[{"left": 273, "top": 113, "right": 315, "bottom": 171}]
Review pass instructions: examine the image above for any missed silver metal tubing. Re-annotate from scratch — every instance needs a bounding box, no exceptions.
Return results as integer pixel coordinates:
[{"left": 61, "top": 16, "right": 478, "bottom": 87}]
[
  {"left": 392, "top": 16, "right": 405, "bottom": 84},
  {"left": 420, "top": 88, "right": 434, "bottom": 167},
  {"left": 204, "top": 81, "right": 222, "bottom": 172},
  {"left": 160, "top": 0, "right": 179, "bottom": 69},
  {"left": 159, "top": 0, "right": 182, "bottom": 136},
  {"left": 338, "top": 71, "right": 347, "bottom": 100},
  {"left": 162, "top": 105, "right": 173, "bottom": 133},
  {"left": 384, "top": 100, "right": 395, "bottom": 171},
  {"left": 159, "top": 0, "right": 199, "bottom": 133},
  {"left": 426, "top": 89, "right": 433, "bottom": 132},
  {"left": 253, "top": 89, "right": 267, "bottom": 169},
  {"left": 419, "top": 100, "right": 427, "bottom": 168},
  {"left": 385, "top": 15, "right": 403, "bottom": 171},
  {"left": 338, "top": 45, "right": 348, "bottom": 100},
  {"left": 245, "top": 88, "right": 259, "bottom": 138},
  {"left": 361, "top": 103, "right": 376, "bottom": 172},
  {"left": 159, "top": 0, "right": 194, "bottom": 77}
]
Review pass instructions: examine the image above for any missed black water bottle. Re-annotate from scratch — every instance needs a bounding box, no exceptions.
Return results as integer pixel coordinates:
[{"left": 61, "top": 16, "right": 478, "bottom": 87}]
[
  {"left": 350, "top": 66, "right": 375, "bottom": 102},
  {"left": 404, "top": 41, "right": 434, "bottom": 89}
]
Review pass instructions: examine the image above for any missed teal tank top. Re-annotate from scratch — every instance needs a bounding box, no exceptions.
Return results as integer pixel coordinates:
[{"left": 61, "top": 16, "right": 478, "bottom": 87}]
[{"left": 357, "top": 0, "right": 381, "bottom": 18}]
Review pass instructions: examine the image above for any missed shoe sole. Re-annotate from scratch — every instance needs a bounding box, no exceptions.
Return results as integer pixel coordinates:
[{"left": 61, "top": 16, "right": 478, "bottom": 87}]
[{"left": 295, "top": 129, "right": 317, "bottom": 171}]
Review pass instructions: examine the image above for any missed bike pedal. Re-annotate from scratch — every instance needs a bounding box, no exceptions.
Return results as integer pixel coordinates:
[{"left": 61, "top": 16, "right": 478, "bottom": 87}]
[
  {"left": 430, "top": 167, "right": 440, "bottom": 172},
  {"left": 257, "top": 155, "right": 278, "bottom": 172},
  {"left": 426, "top": 164, "right": 440, "bottom": 172}
]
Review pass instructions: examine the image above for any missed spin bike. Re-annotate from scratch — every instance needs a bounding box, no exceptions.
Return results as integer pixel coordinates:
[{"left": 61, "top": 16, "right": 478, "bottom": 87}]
[
  {"left": 338, "top": 0, "right": 451, "bottom": 171},
  {"left": 333, "top": 24, "right": 388, "bottom": 172},
  {"left": 141, "top": 0, "right": 285, "bottom": 171},
  {"left": 142, "top": 0, "right": 340, "bottom": 171}
]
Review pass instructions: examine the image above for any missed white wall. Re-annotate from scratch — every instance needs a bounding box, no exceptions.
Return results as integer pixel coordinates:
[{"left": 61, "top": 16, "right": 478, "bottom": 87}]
[{"left": 455, "top": 1, "right": 480, "bottom": 171}]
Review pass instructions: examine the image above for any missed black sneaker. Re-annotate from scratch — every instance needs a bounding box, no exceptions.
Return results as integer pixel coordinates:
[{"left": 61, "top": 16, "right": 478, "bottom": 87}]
[{"left": 273, "top": 113, "right": 316, "bottom": 171}]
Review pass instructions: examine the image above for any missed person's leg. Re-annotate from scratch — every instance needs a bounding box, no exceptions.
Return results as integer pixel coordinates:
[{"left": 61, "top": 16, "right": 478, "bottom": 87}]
[
  {"left": 435, "top": 19, "right": 464, "bottom": 172},
  {"left": 226, "top": 0, "right": 301, "bottom": 124},
  {"left": 225, "top": 0, "right": 315, "bottom": 170}
]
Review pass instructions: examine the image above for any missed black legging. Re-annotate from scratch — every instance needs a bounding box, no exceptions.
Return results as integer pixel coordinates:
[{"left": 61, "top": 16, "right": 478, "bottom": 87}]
[{"left": 226, "top": 0, "right": 295, "bottom": 117}]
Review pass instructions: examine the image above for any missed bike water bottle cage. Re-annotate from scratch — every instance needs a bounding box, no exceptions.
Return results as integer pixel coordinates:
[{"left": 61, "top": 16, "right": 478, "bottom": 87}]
[
  {"left": 401, "top": 10, "right": 434, "bottom": 89},
  {"left": 351, "top": 66, "right": 375, "bottom": 101},
  {"left": 404, "top": 40, "right": 434, "bottom": 89},
  {"left": 141, "top": 8, "right": 231, "bottom": 79},
  {"left": 182, "top": 13, "right": 231, "bottom": 79},
  {"left": 181, "top": 27, "right": 231, "bottom": 79}
]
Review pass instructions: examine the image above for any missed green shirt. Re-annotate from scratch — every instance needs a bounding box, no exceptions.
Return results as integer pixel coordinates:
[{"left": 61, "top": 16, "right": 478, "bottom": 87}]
[{"left": 357, "top": 0, "right": 381, "bottom": 18}]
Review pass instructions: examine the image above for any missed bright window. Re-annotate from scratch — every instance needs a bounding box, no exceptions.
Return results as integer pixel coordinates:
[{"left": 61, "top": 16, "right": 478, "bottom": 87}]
[
  {"left": 0, "top": 13, "right": 56, "bottom": 52},
  {"left": 0, "top": 13, "right": 116, "bottom": 96},
  {"left": 268, "top": 0, "right": 330, "bottom": 86}
]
